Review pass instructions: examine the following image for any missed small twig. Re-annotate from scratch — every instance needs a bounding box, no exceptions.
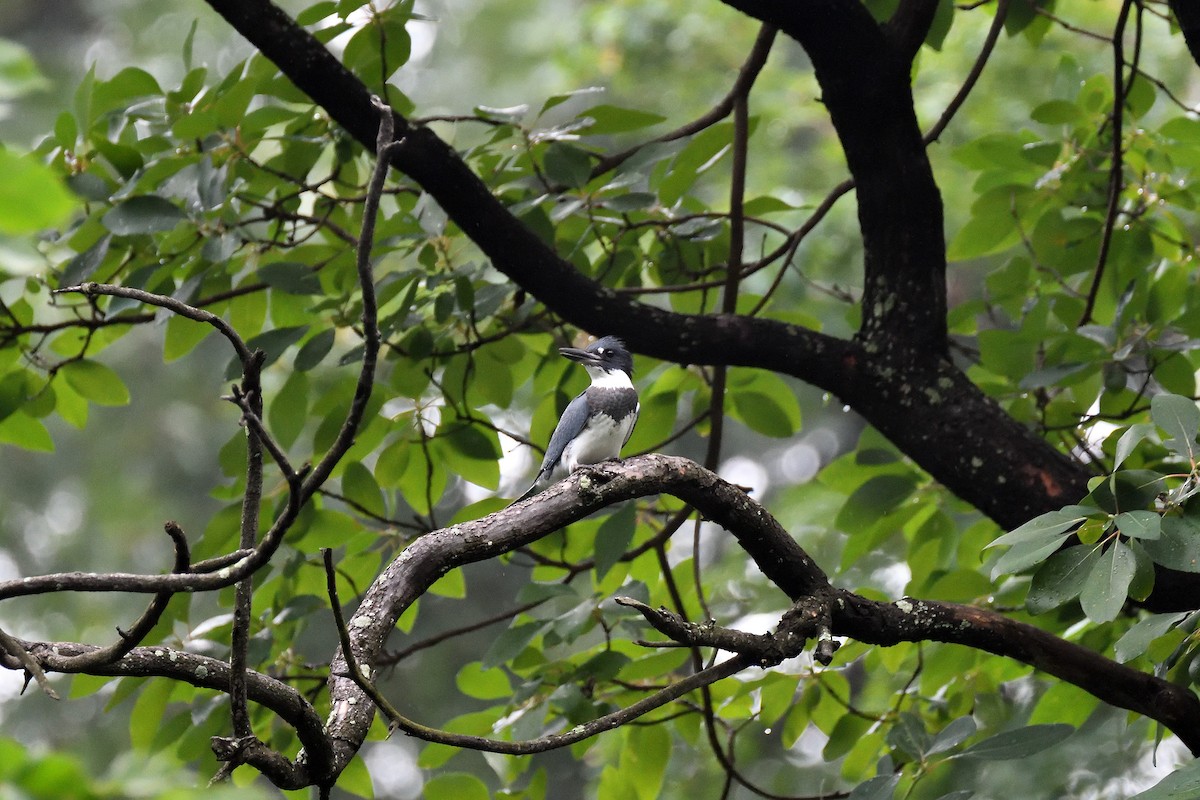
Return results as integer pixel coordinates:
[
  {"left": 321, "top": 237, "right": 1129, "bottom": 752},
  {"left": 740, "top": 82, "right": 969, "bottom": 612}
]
[
  {"left": 615, "top": 598, "right": 811, "bottom": 667},
  {"left": 300, "top": 96, "right": 398, "bottom": 498},
  {"left": 923, "top": 0, "right": 1010, "bottom": 144},
  {"left": 53, "top": 283, "right": 255, "bottom": 370},
  {"left": 378, "top": 599, "right": 547, "bottom": 666},
  {"left": 226, "top": 385, "right": 303, "bottom": 486}
]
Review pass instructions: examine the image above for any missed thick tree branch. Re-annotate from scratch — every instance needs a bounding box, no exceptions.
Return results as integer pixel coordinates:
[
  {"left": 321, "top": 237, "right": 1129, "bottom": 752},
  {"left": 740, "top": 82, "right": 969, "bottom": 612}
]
[
  {"left": 324, "top": 548, "right": 751, "bottom": 757},
  {"left": 717, "top": 0, "right": 947, "bottom": 352},
  {"left": 313, "top": 454, "right": 1200, "bottom": 779},
  {"left": 884, "top": 0, "right": 942, "bottom": 61},
  {"left": 832, "top": 593, "right": 1200, "bottom": 754},
  {"left": 7, "top": 638, "right": 330, "bottom": 786},
  {"left": 1169, "top": 0, "right": 1200, "bottom": 66}
]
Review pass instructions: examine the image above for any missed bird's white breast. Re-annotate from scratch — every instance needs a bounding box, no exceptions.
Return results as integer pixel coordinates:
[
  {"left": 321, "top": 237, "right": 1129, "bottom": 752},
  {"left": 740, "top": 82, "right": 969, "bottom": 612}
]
[{"left": 562, "top": 405, "right": 638, "bottom": 472}]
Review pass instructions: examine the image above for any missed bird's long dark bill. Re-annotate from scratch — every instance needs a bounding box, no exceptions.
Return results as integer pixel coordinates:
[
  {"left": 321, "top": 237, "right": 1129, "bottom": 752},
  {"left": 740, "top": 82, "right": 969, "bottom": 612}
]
[{"left": 558, "top": 347, "right": 602, "bottom": 366}]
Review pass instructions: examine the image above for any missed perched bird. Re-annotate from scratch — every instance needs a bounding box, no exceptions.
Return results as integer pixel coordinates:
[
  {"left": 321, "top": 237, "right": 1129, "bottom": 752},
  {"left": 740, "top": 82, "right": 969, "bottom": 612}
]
[{"left": 516, "top": 336, "right": 639, "bottom": 502}]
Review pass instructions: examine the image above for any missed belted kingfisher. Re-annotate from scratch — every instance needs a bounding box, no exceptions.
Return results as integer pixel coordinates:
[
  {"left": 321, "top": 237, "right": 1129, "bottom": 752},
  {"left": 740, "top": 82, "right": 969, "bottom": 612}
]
[{"left": 516, "top": 336, "right": 639, "bottom": 502}]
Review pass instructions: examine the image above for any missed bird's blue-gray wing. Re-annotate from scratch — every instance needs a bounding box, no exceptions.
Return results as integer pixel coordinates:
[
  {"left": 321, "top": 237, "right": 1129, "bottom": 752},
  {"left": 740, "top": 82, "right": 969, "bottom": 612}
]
[
  {"left": 539, "top": 391, "right": 591, "bottom": 475},
  {"left": 622, "top": 400, "right": 640, "bottom": 447}
]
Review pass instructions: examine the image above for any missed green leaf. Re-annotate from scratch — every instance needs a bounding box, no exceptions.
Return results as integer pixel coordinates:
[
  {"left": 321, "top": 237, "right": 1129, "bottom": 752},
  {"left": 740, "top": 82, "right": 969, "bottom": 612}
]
[
  {"left": 342, "top": 461, "right": 385, "bottom": 518},
  {"left": 848, "top": 775, "right": 900, "bottom": 800},
  {"left": 101, "top": 196, "right": 186, "bottom": 235},
  {"left": 258, "top": 261, "right": 322, "bottom": 295},
  {"left": 231, "top": 326, "right": 310, "bottom": 377},
  {"left": 268, "top": 369, "right": 309, "bottom": 449},
  {"left": 1114, "top": 611, "right": 1190, "bottom": 663},
  {"left": 988, "top": 506, "right": 1093, "bottom": 548},
  {"left": 824, "top": 714, "right": 873, "bottom": 761},
  {"left": 948, "top": 213, "right": 1019, "bottom": 260},
  {"left": 1131, "top": 759, "right": 1200, "bottom": 800},
  {"left": 1079, "top": 541, "right": 1135, "bottom": 623},
  {"left": 1112, "top": 423, "right": 1154, "bottom": 471},
  {"left": 0, "top": 39, "right": 49, "bottom": 100},
  {"left": 163, "top": 312, "right": 213, "bottom": 362},
  {"left": 336, "top": 753, "right": 374, "bottom": 799},
  {"left": 956, "top": 724, "right": 1073, "bottom": 760},
  {"left": 1115, "top": 510, "right": 1160, "bottom": 540},
  {"left": 625, "top": 725, "right": 671, "bottom": 800},
  {"left": 543, "top": 142, "right": 593, "bottom": 188},
  {"left": 836, "top": 474, "right": 917, "bottom": 533},
  {"left": 579, "top": 103, "right": 666, "bottom": 134},
  {"left": 886, "top": 711, "right": 930, "bottom": 760},
  {"left": 424, "top": 773, "right": 489, "bottom": 800},
  {"left": 1026, "top": 545, "right": 1096, "bottom": 614},
  {"left": 59, "top": 234, "right": 112, "bottom": 288},
  {"left": 292, "top": 329, "right": 334, "bottom": 373},
  {"left": 926, "top": 716, "right": 977, "bottom": 756},
  {"left": 1151, "top": 394, "right": 1200, "bottom": 462},
  {"left": 1142, "top": 514, "right": 1200, "bottom": 572},
  {"left": 594, "top": 502, "right": 636, "bottom": 580},
  {"left": 730, "top": 391, "right": 800, "bottom": 438},
  {"left": 1030, "top": 99, "right": 1082, "bottom": 124},
  {"left": 427, "top": 566, "right": 466, "bottom": 599},
  {"left": 482, "top": 622, "right": 541, "bottom": 669},
  {"left": 438, "top": 423, "right": 502, "bottom": 489},
  {"left": 60, "top": 359, "right": 130, "bottom": 406},
  {"left": 0, "top": 150, "right": 77, "bottom": 236},
  {"left": 129, "top": 679, "right": 172, "bottom": 750},
  {"left": 0, "top": 412, "right": 53, "bottom": 452},
  {"left": 342, "top": 15, "right": 412, "bottom": 84},
  {"left": 455, "top": 661, "right": 511, "bottom": 700}
]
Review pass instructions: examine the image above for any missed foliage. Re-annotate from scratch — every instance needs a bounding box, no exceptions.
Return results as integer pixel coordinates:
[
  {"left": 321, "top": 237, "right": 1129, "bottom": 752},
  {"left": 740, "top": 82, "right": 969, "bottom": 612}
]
[{"left": 3, "top": 0, "right": 1200, "bottom": 798}]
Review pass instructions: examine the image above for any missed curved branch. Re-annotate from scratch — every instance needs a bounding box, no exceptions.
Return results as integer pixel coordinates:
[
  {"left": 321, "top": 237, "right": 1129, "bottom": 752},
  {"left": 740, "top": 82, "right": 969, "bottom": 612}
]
[
  {"left": 8, "top": 638, "right": 330, "bottom": 785},
  {"left": 324, "top": 547, "right": 753, "bottom": 756},
  {"left": 313, "top": 454, "right": 1200, "bottom": 777},
  {"left": 833, "top": 593, "right": 1200, "bottom": 754}
]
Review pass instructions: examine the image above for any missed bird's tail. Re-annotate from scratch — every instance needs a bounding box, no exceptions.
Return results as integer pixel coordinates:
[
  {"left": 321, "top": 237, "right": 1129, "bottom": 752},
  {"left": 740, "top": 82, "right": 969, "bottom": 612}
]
[{"left": 512, "top": 475, "right": 544, "bottom": 504}]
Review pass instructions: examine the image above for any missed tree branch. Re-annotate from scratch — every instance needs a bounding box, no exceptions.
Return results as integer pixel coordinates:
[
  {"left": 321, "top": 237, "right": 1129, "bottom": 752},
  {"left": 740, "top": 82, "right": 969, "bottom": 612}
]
[
  {"left": 7, "top": 638, "right": 330, "bottom": 786},
  {"left": 884, "top": 0, "right": 942, "bottom": 61},
  {"left": 312, "top": 454, "right": 1200, "bottom": 776}
]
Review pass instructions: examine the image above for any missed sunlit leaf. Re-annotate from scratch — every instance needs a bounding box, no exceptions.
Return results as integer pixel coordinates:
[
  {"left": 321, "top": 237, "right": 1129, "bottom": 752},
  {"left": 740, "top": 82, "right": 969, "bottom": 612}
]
[{"left": 0, "top": 150, "right": 77, "bottom": 237}]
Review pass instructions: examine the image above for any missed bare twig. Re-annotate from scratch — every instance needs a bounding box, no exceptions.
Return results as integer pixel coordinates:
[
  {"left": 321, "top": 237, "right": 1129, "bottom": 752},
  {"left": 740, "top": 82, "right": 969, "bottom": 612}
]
[
  {"left": 923, "top": 0, "right": 1010, "bottom": 144},
  {"left": 300, "top": 96, "right": 398, "bottom": 497},
  {"left": 1080, "top": 0, "right": 1135, "bottom": 325},
  {"left": 53, "top": 283, "right": 255, "bottom": 370}
]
